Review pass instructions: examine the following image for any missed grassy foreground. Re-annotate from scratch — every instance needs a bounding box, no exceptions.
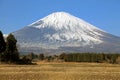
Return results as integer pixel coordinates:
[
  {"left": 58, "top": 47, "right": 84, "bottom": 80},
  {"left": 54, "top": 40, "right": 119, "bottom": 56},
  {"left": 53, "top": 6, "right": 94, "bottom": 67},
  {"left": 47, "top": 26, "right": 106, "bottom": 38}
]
[{"left": 0, "top": 62, "right": 120, "bottom": 80}]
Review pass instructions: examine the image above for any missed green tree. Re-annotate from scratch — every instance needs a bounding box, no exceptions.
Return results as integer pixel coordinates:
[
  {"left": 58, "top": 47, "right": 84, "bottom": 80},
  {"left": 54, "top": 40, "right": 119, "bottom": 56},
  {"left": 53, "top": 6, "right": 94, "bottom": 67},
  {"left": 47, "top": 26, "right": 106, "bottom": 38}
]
[
  {"left": 4, "top": 34, "right": 19, "bottom": 63},
  {"left": 0, "top": 31, "right": 6, "bottom": 53},
  {"left": 39, "top": 54, "right": 44, "bottom": 60},
  {"left": 0, "top": 31, "right": 6, "bottom": 61}
]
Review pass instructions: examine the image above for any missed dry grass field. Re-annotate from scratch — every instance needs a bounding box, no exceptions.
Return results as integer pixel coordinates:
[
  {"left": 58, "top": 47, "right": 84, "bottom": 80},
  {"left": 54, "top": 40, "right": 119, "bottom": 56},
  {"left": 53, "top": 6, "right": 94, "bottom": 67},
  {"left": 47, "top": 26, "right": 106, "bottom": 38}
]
[{"left": 0, "top": 62, "right": 120, "bottom": 80}]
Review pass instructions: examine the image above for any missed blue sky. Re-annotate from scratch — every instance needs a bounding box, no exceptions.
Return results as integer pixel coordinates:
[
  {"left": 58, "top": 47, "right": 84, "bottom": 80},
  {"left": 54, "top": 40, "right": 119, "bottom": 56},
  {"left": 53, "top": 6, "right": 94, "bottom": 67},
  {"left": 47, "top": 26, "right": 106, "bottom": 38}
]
[{"left": 0, "top": 0, "right": 120, "bottom": 36}]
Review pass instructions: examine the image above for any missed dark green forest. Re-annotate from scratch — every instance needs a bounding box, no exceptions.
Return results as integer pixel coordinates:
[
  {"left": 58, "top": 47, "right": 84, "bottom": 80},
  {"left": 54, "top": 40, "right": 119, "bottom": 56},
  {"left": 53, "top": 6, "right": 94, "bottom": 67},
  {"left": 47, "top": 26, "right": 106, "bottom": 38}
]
[{"left": 59, "top": 53, "right": 120, "bottom": 64}]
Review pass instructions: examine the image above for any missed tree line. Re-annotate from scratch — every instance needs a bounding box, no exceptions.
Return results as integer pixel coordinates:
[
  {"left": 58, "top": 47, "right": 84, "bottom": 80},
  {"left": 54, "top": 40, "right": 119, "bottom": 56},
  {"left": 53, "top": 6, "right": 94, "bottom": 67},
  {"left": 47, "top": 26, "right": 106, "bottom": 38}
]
[
  {"left": 59, "top": 53, "right": 120, "bottom": 64},
  {"left": 23, "top": 52, "right": 120, "bottom": 64}
]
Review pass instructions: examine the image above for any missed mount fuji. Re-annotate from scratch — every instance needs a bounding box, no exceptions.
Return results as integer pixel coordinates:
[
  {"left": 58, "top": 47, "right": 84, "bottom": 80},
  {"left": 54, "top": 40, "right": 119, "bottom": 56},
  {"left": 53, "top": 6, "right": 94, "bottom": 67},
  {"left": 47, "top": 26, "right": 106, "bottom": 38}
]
[{"left": 13, "top": 12, "right": 120, "bottom": 54}]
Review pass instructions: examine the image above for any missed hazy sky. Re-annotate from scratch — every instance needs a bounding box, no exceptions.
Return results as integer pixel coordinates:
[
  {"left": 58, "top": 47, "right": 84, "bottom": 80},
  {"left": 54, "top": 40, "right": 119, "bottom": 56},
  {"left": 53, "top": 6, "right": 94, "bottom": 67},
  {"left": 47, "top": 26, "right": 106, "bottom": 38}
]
[{"left": 0, "top": 0, "right": 120, "bottom": 36}]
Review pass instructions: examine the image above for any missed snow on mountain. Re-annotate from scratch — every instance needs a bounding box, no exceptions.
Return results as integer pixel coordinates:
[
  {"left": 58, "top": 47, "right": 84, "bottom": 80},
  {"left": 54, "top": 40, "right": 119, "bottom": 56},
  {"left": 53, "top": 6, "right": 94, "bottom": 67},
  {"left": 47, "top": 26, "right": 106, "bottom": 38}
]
[
  {"left": 28, "top": 12, "right": 104, "bottom": 44},
  {"left": 29, "top": 12, "right": 101, "bottom": 30},
  {"left": 13, "top": 12, "right": 120, "bottom": 53}
]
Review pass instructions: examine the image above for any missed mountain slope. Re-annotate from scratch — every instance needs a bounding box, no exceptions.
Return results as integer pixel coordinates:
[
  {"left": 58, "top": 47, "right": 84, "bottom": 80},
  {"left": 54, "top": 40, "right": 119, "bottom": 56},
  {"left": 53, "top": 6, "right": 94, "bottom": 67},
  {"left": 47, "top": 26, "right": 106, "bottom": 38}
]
[{"left": 13, "top": 12, "right": 120, "bottom": 53}]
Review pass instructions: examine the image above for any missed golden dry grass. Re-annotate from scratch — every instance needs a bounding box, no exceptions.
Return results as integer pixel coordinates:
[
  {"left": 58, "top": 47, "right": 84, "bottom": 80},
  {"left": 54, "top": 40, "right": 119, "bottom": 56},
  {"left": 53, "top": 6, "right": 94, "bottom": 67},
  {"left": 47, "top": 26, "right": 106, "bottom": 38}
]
[{"left": 0, "top": 62, "right": 120, "bottom": 80}]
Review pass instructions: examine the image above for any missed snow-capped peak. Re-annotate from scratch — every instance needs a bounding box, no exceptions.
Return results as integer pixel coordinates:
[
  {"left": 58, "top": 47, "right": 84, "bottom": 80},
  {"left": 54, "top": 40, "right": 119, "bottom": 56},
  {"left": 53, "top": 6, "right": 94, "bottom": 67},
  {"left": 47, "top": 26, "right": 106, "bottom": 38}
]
[
  {"left": 29, "top": 12, "right": 102, "bottom": 31},
  {"left": 17, "top": 12, "right": 107, "bottom": 47},
  {"left": 26, "top": 12, "right": 105, "bottom": 46}
]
